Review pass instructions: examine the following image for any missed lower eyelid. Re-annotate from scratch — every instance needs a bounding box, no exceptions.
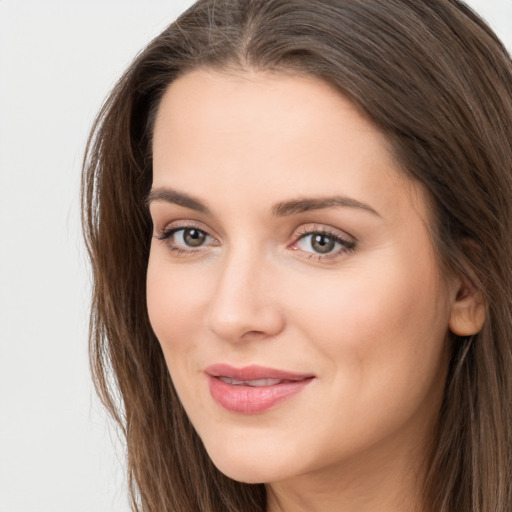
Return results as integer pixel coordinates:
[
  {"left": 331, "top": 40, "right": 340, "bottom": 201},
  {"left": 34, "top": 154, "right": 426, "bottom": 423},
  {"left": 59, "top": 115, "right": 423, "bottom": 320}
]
[{"left": 295, "top": 231, "right": 354, "bottom": 246}]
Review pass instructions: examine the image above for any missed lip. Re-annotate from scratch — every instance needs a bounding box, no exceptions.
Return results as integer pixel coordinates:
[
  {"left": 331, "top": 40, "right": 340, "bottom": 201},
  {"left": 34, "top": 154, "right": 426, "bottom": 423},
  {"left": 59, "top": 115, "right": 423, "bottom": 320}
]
[{"left": 205, "top": 364, "right": 315, "bottom": 414}]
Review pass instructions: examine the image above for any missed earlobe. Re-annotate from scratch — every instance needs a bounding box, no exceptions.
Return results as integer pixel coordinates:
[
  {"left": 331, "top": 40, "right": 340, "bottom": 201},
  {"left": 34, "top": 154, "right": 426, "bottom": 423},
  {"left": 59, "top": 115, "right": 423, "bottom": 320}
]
[{"left": 448, "top": 280, "right": 486, "bottom": 336}]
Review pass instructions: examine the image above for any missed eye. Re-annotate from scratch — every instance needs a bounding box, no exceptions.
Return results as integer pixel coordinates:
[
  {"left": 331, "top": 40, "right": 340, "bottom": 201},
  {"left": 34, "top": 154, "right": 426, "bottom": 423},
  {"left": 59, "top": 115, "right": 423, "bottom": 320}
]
[
  {"left": 156, "top": 226, "right": 217, "bottom": 254},
  {"left": 174, "top": 228, "right": 208, "bottom": 247},
  {"left": 298, "top": 233, "right": 338, "bottom": 254},
  {"left": 292, "top": 227, "right": 355, "bottom": 260}
]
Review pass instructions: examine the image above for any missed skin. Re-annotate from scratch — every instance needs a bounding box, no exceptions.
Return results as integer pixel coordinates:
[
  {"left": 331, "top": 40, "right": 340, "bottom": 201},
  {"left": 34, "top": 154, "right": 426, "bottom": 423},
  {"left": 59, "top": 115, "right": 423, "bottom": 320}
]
[{"left": 147, "top": 69, "right": 484, "bottom": 512}]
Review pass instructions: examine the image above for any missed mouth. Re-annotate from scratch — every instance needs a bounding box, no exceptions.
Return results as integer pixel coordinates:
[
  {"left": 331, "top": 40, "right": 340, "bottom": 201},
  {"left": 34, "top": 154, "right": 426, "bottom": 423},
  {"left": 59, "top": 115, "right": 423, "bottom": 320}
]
[{"left": 205, "top": 364, "right": 315, "bottom": 414}]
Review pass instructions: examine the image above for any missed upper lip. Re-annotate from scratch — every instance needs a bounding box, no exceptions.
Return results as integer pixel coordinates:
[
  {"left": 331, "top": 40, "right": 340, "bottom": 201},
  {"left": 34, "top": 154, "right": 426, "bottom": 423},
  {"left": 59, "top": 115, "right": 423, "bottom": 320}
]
[{"left": 205, "top": 364, "right": 315, "bottom": 381}]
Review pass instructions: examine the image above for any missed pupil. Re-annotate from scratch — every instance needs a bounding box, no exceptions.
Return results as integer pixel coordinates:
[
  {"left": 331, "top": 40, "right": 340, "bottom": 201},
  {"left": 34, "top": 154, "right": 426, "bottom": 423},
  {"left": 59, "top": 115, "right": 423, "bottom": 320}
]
[
  {"left": 312, "top": 234, "right": 335, "bottom": 254},
  {"left": 184, "top": 229, "right": 206, "bottom": 247}
]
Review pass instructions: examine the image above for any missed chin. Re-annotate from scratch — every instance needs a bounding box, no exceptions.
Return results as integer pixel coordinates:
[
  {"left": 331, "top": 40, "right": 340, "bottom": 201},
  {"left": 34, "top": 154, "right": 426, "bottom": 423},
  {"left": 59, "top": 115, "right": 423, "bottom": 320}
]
[
  {"left": 216, "top": 464, "right": 272, "bottom": 484},
  {"left": 210, "top": 458, "right": 284, "bottom": 484},
  {"left": 203, "top": 437, "right": 300, "bottom": 484}
]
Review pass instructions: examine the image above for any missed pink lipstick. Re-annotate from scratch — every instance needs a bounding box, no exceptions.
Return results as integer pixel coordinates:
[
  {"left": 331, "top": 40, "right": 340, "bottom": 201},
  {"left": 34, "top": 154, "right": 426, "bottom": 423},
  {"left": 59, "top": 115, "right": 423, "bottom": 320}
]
[{"left": 205, "top": 364, "right": 315, "bottom": 414}]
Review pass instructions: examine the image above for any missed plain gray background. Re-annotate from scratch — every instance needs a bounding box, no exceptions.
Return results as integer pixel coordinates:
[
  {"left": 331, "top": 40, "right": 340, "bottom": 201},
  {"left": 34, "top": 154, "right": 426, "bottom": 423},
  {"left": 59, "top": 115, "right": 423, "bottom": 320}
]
[{"left": 0, "top": 1, "right": 510, "bottom": 510}]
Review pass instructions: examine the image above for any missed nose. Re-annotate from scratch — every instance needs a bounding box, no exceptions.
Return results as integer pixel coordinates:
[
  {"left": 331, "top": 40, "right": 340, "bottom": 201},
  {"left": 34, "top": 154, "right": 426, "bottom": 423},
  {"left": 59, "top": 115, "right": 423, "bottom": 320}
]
[{"left": 206, "top": 246, "right": 285, "bottom": 343}]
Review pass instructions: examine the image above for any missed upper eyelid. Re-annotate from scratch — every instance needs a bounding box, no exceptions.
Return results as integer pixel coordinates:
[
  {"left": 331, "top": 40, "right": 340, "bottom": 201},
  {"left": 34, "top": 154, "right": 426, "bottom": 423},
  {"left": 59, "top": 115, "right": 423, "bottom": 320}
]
[
  {"left": 295, "top": 231, "right": 353, "bottom": 245},
  {"left": 156, "top": 222, "right": 351, "bottom": 240},
  {"left": 292, "top": 230, "right": 355, "bottom": 253},
  {"left": 157, "top": 219, "right": 216, "bottom": 236},
  {"left": 157, "top": 217, "right": 352, "bottom": 233},
  {"left": 293, "top": 223, "right": 356, "bottom": 243}
]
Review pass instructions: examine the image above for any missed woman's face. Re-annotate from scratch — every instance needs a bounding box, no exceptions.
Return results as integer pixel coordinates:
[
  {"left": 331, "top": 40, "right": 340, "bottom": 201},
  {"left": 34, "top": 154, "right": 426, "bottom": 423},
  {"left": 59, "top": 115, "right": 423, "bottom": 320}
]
[{"left": 147, "top": 69, "right": 459, "bottom": 486}]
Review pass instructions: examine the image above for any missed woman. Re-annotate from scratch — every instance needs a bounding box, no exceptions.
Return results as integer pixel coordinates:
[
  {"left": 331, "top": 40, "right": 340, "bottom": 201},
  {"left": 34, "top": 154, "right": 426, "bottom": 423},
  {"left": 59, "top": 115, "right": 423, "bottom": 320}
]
[{"left": 81, "top": 0, "right": 512, "bottom": 511}]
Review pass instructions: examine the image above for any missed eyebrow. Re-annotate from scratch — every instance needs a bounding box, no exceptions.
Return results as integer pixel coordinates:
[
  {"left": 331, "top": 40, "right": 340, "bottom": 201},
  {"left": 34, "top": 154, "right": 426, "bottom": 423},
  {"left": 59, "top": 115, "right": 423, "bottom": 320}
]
[
  {"left": 272, "top": 196, "right": 380, "bottom": 217},
  {"left": 146, "top": 188, "right": 211, "bottom": 214},
  {"left": 146, "top": 187, "right": 380, "bottom": 217}
]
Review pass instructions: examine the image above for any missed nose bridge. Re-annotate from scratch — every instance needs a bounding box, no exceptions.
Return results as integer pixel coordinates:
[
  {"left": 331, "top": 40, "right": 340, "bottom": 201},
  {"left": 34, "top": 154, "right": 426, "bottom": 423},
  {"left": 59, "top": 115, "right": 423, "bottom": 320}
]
[{"left": 206, "top": 240, "right": 284, "bottom": 342}]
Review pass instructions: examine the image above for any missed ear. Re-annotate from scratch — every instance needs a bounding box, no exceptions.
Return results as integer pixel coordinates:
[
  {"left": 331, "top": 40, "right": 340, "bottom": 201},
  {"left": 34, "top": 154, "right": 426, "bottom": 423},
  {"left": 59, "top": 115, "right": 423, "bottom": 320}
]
[{"left": 448, "top": 275, "right": 486, "bottom": 336}]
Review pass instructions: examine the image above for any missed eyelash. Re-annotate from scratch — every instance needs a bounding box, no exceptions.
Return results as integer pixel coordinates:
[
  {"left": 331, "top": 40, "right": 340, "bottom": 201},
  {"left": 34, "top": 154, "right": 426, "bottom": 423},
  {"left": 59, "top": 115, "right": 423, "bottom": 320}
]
[
  {"left": 155, "top": 223, "right": 356, "bottom": 262},
  {"left": 293, "top": 225, "right": 356, "bottom": 261}
]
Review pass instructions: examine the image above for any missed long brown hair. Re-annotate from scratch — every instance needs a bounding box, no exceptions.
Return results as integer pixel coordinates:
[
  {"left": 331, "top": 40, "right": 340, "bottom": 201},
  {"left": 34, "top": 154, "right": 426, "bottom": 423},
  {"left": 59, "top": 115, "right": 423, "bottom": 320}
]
[{"left": 81, "top": 1, "right": 512, "bottom": 510}]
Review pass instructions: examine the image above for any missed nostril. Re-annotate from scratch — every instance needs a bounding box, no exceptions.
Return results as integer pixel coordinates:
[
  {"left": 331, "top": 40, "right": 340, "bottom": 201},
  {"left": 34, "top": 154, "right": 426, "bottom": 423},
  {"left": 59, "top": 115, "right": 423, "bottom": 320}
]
[{"left": 207, "top": 303, "right": 285, "bottom": 343}]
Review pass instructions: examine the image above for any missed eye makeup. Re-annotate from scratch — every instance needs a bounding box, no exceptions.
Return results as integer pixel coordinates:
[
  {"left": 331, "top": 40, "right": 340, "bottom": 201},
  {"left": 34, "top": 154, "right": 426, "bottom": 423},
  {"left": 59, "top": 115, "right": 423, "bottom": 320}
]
[{"left": 155, "top": 221, "right": 356, "bottom": 262}]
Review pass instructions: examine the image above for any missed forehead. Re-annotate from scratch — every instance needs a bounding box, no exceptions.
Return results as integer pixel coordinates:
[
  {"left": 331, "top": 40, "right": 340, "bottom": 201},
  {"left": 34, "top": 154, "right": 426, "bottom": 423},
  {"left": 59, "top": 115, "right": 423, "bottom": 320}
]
[
  {"left": 153, "top": 68, "right": 385, "bottom": 156},
  {"left": 151, "top": 68, "right": 427, "bottom": 225}
]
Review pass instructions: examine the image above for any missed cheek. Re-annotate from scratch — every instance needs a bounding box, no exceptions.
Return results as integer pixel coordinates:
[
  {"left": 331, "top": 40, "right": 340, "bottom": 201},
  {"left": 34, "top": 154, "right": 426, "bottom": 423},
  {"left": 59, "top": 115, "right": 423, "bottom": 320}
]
[
  {"left": 287, "top": 269, "right": 438, "bottom": 343},
  {"left": 146, "top": 253, "right": 210, "bottom": 360},
  {"left": 279, "top": 262, "right": 450, "bottom": 455},
  {"left": 284, "top": 250, "right": 451, "bottom": 393},
  {"left": 146, "top": 261, "right": 211, "bottom": 423}
]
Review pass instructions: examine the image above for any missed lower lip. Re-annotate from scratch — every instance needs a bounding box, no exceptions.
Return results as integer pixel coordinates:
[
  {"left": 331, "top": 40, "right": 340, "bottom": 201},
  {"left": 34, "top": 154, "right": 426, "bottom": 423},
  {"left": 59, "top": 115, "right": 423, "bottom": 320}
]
[{"left": 207, "top": 375, "right": 313, "bottom": 414}]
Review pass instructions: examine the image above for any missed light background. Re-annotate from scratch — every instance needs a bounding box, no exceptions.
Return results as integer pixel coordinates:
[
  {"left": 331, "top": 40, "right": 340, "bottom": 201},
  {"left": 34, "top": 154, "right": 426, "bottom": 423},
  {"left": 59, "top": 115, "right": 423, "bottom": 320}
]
[{"left": 0, "top": 1, "right": 510, "bottom": 511}]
